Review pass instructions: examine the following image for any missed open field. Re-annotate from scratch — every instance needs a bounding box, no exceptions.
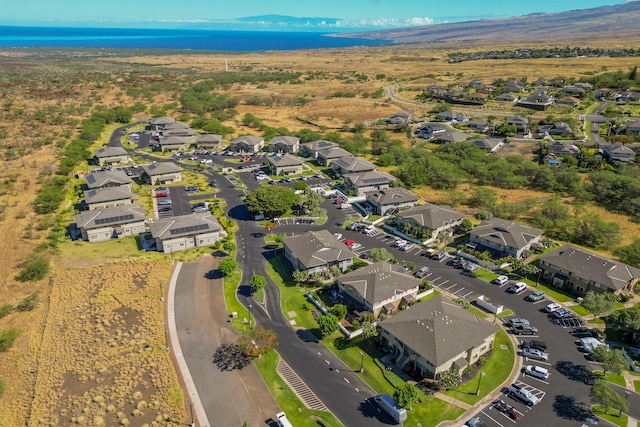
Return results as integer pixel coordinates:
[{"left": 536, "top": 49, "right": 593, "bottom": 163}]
[{"left": 0, "top": 36, "right": 639, "bottom": 423}]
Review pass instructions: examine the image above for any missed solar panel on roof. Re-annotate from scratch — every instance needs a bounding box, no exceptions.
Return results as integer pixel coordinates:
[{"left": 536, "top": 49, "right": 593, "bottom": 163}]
[
  {"left": 95, "top": 214, "right": 135, "bottom": 225},
  {"left": 168, "top": 223, "right": 210, "bottom": 236}
]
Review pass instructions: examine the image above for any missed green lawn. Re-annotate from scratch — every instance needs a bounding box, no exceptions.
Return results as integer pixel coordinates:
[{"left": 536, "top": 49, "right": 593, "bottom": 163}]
[
  {"left": 254, "top": 351, "right": 343, "bottom": 427},
  {"left": 635, "top": 380, "right": 640, "bottom": 393},
  {"left": 404, "top": 399, "right": 465, "bottom": 427},
  {"left": 592, "top": 405, "right": 628, "bottom": 427},
  {"left": 527, "top": 282, "right": 575, "bottom": 303},
  {"left": 441, "top": 330, "right": 515, "bottom": 405},
  {"left": 497, "top": 309, "right": 513, "bottom": 318},
  {"left": 221, "top": 248, "right": 249, "bottom": 332},
  {"left": 267, "top": 254, "right": 318, "bottom": 330},
  {"left": 474, "top": 270, "right": 498, "bottom": 283},
  {"left": 593, "top": 371, "right": 627, "bottom": 387}
]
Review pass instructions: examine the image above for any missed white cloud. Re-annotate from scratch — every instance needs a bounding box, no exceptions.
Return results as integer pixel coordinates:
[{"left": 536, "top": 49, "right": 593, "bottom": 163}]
[{"left": 334, "top": 17, "right": 434, "bottom": 28}]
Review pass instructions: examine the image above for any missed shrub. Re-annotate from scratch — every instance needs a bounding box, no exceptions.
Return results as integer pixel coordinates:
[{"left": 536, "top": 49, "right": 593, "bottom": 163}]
[
  {"left": 0, "top": 379, "right": 5, "bottom": 398},
  {"left": 0, "top": 328, "right": 22, "bottom": 352},
  {"left": 0, "top": 304, "right": 13, "bottom": 318},
  {"left": 16, "top": 256, "right": 49, "bottom": 282},
  {"left": 17, "top": 291, "right": 41, "bottom": 312}
]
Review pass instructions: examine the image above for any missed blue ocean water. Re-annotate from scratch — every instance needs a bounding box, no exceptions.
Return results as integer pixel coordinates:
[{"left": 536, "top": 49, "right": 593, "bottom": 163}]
[{"left": 0, "top": 26, "right": 389, "bottom": 51}]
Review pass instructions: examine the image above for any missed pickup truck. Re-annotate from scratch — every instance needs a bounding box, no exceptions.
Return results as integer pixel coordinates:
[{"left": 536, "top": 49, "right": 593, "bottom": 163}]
[
  {"left": 508, "top": 384, "right": 539, "bottom": 406},
  {"left": 512, "top": 325, "right": 539, "bottom": 335}
]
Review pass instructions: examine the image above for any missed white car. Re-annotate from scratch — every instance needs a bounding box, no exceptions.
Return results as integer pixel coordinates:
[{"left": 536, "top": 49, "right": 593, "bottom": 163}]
[
  {"left": 333, "top": 233, "right": 343, "bottom": 240},
  {"left": 544, "top": 302, "right": 562, "bottom": 313},
  {"left": 493, "top": 275, "right": 509, "bottom": 285},
  {"left": 200, "top": 159, "right": 212, "bottom": 164},
  {"left": 364, "top": 225, "right": 376, "bottom": 234},
  {"left": 350, "top": 243, "right": 362, "bottom": 250},
  {"left": 525, "top": 365, "right": 549, "bottom": 380},
  {"left": 393, "top": 239, "right": 407, "bottom": 248},
  {"left": 400, "top": 243, "right": 413, "bottom": 252}
]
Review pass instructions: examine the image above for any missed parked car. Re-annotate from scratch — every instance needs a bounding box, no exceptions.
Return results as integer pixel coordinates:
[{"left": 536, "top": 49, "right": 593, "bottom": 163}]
[
  {"left": 400, "top": 243, "right": 413, "bottom": 252},
  {"left": 393, "top": 239, "right": 407, "bottom": 248},
  {"left": 571, "top": 327, "right": 603, "bottom": 340},
  {"left": 544, "top": 302, "right": 562, "bottom": 313},
  {"left": 525, "top": 365, "right": 549, "bottom": 380},
  {"left": 463, "top": 262, "right": 479, "bottom": 273},
  {"left": 513, "top": 325, "right": 539, "bottom": 335},
  {"left": 493, "top": 275, "right": 509, "bottom": 285},
  {"left": 333, "top": 233, "right": 343, "bottom": 240},
  {"left": 415, "top": 267, "right": 430, "bottom": 279},
  {"left": 447, "top": 256, "right": 462, "bottom": 266},
  {"left": 525, "top": 290, "right": 546, "bottom": 302},
  {"left": 185, "top": 185, "right": 200, "bottom": 192},
  {"left": 506, "top": 282, "right": 527, "bottom": 294},
  {"left": 347, "top": 222, "right": 360, "bottom": 231},
  {"left": 522, "top": 347, "right": 549, "bottom": 361},
  {"left": 424, "top": 248, "right": 438, "bottom": 258},
  {"left": 158, "top": 206, "right": 172, "bottom": 213},
  {"left": 523, "top": 340, "right": 547, "bottom": 352},
  {"left": 508, "top": 384, "right": 540, "bottom": 406},
  {"left": 464, "top": 417, "right": 486, "bottom": 427},
  {"left": 364, "top": 225, "right": 376, "bottom": 235},
  {"left": 553, "top": 308, "right": 575, "bottom": 319},
  {"left": 432, "top": 251, "right": 446, "bottom": 260},
  {"left": 509, "top": 318, "right": 530, "bottom": 328},
  {"left": 157, "top": 199, "right": 172, "bottom": 206},
  {"left": 350, "top": 243, "right": 362, "bottom": 250},
  {"left": 345, "top": 240, "right": 355, "bottom": 247}
]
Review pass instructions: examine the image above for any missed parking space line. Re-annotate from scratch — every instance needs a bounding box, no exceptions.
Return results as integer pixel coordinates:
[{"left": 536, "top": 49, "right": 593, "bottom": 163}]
[
  {"left": 453, "top": 287, "right": 466, "bottom": 295},
  {"left": 532, "top": 299, "right": 547, "bottom": 305},
  {"left": 439, "top": 279, "right": 449, "bottom": 286},
  {"left": 460, "top": 291, "right": 474, "bottom": 299},
  {"left": 481, "top": 410, "right": 506, "bottom": 427},
  {"left": 445, "top": 284, "right": 459, "bottom": 291}
]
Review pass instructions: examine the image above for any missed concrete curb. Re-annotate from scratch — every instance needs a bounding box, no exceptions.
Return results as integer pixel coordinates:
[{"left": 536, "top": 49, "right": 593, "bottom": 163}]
[{"left": 167, "top": 262, "right": 210, "bottom": 427}]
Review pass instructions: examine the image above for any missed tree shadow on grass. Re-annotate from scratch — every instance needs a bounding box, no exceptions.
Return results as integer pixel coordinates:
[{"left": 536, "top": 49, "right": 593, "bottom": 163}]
[{"left": 212, "top": 343, "right": 251, "bottom": 371}]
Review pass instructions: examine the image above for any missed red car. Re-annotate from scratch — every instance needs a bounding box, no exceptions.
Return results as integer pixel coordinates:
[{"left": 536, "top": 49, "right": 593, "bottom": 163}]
[
  {"left": 155, "top": 191, "right": 169, "bottom": 198},
  {"left": 345, "top": 240, "right": 355, "bottom": 247}
]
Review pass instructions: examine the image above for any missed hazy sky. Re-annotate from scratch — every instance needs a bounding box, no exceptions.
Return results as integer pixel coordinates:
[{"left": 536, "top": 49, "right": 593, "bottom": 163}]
[{"left": 0, "top": 0, "right": 631, "bottom": 30}]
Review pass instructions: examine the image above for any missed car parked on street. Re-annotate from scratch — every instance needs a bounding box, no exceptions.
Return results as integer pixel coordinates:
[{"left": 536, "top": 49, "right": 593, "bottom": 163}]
[
  {"left": 522, "top": 347, "right": 549, "bottom": 361},
  {"left": 525, "top": 290, "right": 546, "bottom": 302}
]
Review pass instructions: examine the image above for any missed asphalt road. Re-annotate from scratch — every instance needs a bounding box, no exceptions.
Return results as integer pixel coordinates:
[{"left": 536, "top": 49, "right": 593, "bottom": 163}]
[{"left": 213, "top": 171, "right": 393, "bottom": 427}]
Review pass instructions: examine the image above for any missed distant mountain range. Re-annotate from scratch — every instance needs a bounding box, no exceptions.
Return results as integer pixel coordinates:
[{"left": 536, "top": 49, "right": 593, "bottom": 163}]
[{"left": 335, "top": 2, "right": 640, "bottom": 43}]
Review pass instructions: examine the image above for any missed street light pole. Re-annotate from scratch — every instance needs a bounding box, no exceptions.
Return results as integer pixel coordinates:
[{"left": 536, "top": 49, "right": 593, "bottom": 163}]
[
  {"left": 621, "top": 391, "right": 631, "bottom": 415},
  {"left": 360, "top": 351, "right": 364, "bottom": 373},
  {"left": 476, "top": 372, "right": 486, "bottom": 396},
  {"left": 248, "top": 304, "right": 252, "bottom": 327},
  {"left": 190, "top": 401, "right": 195, "bottom": 427}
]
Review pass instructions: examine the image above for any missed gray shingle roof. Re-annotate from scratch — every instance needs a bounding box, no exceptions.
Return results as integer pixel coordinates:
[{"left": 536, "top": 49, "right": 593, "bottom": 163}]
[
  {"left": 470, "top": 218, "right": 543, "bottom": 251},
  {"left": 94, "top": 146, "right": 127, "bottom": 158},
  {"left": 366, "top": 188, "right": 418, "bottom": 206},
  {"left": 157, "top": 136, "right": 187, "bottom": 146},
  {"left": 75, "top": 204, "right": 146, "bottom": 230},
  {"left": 150, "top": 117, "right": 175, "bottom": 125},
  {"left": 343, "top": 171, "right": 394, "bottom": 188},
  {"left": 141, "top": 162, "right": 181, "bottom": 176},
  {"left": 264, "top": 154, "right": 303, "bottom": 167},
  {"left": 196, "top": 134, "right": 223, "bottom": 143},
  {"left": 333, "top": 157, "right": 376, "bottom": 173},
  {"left": 301, "top": 140, "right": 338, "bottom": 152},
  {"left": 149, "top": 213, "right": 223, "bottom": 240},
  {"left": 381, "top": 295, "right": 499, "bottom": 366},
  {"left": 339, "top": 261, "right": 420, "bottom": 305},
  {"left": 84, "top": 187, "right": 133, "bottom": 204},
  {"left": 472, "top": 138, "right": 503, "bottom": 151},
  {"left": 230, "top": 135, "right": 264, "bottom": 146},
  {"left": 317, "top": 147, "right": 353, "bottom": 160},
  {"left": 397, "top": 203, "right": 464, "bottom": 229},
  {"left": 269, "top": 136, "right": 300, "bottom": 146},
  {"left": 540, "top": 244, "right": 640, "bottom": 292},
  {"left": 85, "top": 170, "right": 131, "bottom": 189},
  {"left": 282, "top": 230, "right": 357, "bottom": 269}
]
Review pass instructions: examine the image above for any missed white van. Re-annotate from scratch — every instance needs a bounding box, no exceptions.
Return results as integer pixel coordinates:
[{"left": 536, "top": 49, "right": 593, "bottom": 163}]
[
  {"left": 525, "top": 365, "right": 549, "bottom": 380},
  {"left": 373, "top": 394, "right": 407, "bottom": 424},
  {"left": 276, "top": 411, "right": 293, "bottom": 427}
]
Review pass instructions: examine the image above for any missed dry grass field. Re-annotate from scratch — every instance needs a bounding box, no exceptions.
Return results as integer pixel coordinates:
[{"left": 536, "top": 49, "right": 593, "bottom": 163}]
[{"left": 0, "top": 37, "right": 639, "bottom": 425}]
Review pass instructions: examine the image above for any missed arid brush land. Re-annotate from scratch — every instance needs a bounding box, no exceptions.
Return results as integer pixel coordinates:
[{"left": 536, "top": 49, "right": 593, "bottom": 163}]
[{"left": 0, "top": 29, "right": 640, "bottom": 426}]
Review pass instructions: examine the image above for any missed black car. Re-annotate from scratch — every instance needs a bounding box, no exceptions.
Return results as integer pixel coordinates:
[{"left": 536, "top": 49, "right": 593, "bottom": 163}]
[{"left": 523, "top": 340, "right": 547, "bottom": 352}]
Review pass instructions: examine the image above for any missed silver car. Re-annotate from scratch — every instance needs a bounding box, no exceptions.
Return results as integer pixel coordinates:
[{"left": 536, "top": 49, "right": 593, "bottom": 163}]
[{"left": 522, "top": 347, "right": 548, "bottom": 361}]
